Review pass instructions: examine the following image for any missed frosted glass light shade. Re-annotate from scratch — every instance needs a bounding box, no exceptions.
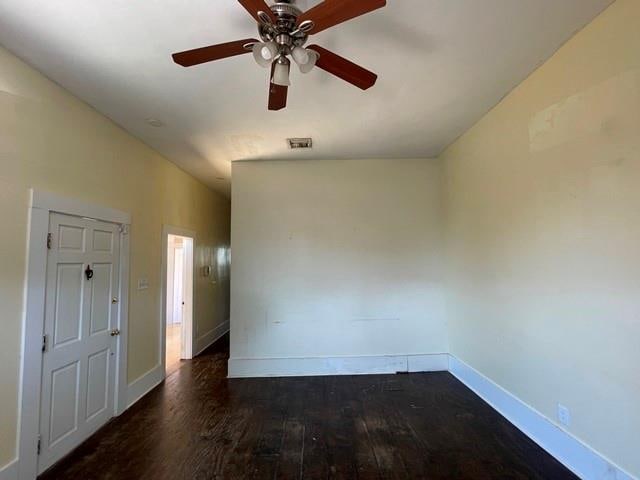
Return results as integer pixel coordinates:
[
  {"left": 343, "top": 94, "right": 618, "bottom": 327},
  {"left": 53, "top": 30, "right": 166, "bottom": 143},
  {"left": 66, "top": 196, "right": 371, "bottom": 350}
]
[
  {"left": 252, "top": 42, "right": 278, "bottom": 68},
  {"left": 272, "top": 58, "right": 291, "bottom": 86},
  {"left": 291, "top": 46, "right": 310, "bottom": 66},
  {"left": 298, "top": 49, "right": 319, "bottom": 74}
]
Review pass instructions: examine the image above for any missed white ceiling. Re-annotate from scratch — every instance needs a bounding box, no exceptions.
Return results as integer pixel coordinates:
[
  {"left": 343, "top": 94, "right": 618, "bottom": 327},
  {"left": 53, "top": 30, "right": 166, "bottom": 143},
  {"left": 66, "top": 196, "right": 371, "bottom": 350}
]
[{"left": 0, "top": 0, "right": 612, "bottom": 196}]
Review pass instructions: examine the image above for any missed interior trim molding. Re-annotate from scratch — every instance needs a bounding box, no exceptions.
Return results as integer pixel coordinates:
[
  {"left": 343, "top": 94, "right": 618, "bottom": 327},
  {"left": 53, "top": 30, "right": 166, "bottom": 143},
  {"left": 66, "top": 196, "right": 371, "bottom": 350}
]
[
  {"left": 126, "top": 364, "right": 165, "bottom": 409},
  {"left": 195, "top": 320, "right": 230, "bottom": 356},
  {"left": 449, "top": 356, "right": 636, "bottom": 480},
  {"left": 0, "top": 459, "right": 18, "bottom": 480},
  {"left": 31, "top": 190, "right": 131, "bottom": 225},
  {"left": 228, "top": 353, "right": 449, "bottom": 378}
]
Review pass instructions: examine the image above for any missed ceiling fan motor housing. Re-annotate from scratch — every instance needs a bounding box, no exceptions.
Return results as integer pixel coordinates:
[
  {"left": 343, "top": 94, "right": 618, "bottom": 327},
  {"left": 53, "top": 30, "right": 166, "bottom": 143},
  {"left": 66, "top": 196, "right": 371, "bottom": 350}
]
[{"left": 258, "top": 1, "right": 308, "bottom": 53}]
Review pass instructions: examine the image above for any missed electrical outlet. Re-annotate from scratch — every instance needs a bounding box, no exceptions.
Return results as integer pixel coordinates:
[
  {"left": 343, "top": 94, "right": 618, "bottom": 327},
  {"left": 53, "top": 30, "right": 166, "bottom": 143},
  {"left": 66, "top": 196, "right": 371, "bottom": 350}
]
[{"left": 557, "top": 403, "right": 571, "bottom": 427}]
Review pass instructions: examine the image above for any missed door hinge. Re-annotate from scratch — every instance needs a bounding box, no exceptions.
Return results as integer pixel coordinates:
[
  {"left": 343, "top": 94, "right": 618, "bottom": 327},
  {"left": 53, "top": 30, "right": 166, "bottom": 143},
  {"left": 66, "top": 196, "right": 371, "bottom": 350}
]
[
  {"left": 46, "top": 233, "right": 52, "bottom": 250},
  {"left": 42, "top": 334, "right": 48, "bottom": 353},
  {"left": 37, "top": 435, "right": 41, "bottom": 455},
  {"left": 118, "top": 224, "right": 129, "bottom": 235}
]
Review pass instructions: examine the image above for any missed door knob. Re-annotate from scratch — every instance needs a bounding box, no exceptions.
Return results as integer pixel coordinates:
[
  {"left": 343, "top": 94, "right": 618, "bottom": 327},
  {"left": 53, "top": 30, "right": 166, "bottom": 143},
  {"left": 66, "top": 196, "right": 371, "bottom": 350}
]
[{"left": 110, "top": 328, "right": 121, "bottom": 337}]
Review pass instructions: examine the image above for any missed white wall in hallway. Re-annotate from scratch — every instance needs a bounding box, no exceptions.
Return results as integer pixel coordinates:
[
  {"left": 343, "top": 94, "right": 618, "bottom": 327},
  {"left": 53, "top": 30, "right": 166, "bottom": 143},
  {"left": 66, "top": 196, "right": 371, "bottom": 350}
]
[{"left": 230, "top": 158, "right": 447, "bottom": 361}]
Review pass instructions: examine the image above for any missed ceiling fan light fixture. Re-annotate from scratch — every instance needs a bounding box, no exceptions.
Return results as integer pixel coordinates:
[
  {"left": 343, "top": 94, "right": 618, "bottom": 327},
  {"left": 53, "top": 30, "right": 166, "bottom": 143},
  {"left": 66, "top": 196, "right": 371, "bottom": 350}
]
[
  {"left": 291, "top": 46, "right": 309, "bottom": 66},
  {"left": 298, "top": 49, "right": 319, "bottom": 74},
  {"left": 253, "top": 41, "right": 278, "bottom": 68},
  {"left": 272, "top": 57, "right": 291, "bottom": 86}
]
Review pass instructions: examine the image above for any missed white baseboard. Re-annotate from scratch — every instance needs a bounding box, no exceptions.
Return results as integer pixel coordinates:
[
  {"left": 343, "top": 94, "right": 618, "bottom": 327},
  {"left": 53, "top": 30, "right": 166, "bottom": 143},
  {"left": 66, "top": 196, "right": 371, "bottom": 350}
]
[
  {"left": 194, "top": 320, "right": 229, "bottom": 356},
  {"left": 408, "top": 353, "right": 450, "bottom": 372},
  {"left": 125, "top": 364, "right": 164, "bottom": 409},
  {"left": 449, "top": 356, "right": 636, "bottom": 480},
  {"left": 228, "top": 353, "right": 449, "bottom": 378},
  {"left": 0, "top": 458, "right": 17, "bottom": 480}
]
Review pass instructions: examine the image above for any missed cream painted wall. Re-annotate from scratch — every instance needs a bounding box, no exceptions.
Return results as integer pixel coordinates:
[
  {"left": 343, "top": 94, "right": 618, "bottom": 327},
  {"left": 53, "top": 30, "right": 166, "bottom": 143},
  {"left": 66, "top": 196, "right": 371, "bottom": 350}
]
[
  {"left": 2, "top": 0, "right": 636, "bottom": 475},
  {"left": 230, "top": 159, "right": 447, "bottom": 361},
  {"left": 440, "top": 0, "right": 640, "bottom": 476},
  {"left": 0, "top": 46, "right": 230, "bottom": 468}
]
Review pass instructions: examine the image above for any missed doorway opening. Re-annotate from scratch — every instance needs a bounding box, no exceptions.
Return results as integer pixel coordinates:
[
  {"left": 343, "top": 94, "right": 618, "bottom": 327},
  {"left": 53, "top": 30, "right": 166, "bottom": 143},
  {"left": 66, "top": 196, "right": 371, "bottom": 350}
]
[{"left": 164, "top": 232, "right": 194, "bottom": 376}]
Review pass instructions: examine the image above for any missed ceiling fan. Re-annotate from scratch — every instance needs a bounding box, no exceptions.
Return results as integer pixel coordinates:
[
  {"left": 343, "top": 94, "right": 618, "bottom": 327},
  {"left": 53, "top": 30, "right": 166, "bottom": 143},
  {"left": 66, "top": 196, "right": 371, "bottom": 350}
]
[{"left": 172, "top": 0, "right": 386, "bottom": 111}]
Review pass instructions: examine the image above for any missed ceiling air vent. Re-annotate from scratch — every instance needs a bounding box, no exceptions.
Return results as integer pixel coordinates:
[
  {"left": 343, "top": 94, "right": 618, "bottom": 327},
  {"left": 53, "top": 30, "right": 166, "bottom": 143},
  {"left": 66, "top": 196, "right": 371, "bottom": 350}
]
[{"left": 287, "top": 138, "right": 313, "bottom": 149}]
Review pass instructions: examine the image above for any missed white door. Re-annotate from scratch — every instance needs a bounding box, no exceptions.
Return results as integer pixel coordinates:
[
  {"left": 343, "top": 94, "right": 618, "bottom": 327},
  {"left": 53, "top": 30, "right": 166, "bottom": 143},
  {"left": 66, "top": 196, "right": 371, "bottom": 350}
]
[
  {"left": 38, "top": 213, "right": 121, "bottom": 473},
  {"left": 172, "top": 246, "right": 184, "bottom": 325}
]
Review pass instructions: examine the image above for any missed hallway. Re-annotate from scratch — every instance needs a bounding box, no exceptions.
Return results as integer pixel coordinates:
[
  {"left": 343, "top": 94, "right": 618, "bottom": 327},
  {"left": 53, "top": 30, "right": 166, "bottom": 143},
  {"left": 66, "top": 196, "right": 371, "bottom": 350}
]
[
  {"left": 165, "top": 324, "right": 182, "bottom": 376},
  {"left": 39, "top": 335, "right": 575, "bottom": 479}
]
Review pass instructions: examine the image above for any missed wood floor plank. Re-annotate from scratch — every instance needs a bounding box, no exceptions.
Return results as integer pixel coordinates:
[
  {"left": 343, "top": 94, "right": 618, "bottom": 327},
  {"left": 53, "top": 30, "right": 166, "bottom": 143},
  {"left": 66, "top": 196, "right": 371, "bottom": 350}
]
[{"left": 39, "top": 335, "right": 577, "bottom": 480}]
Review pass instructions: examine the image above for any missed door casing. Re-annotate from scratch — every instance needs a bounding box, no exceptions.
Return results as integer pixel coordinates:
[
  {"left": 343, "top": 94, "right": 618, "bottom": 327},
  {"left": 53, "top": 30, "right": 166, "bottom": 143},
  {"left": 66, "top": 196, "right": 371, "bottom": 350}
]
[
  {"left": 161, "top": 226, "right": 196, "bottom": 370},
  {"left": 18, "top": 190, "right": 131, "bottom": 480}
]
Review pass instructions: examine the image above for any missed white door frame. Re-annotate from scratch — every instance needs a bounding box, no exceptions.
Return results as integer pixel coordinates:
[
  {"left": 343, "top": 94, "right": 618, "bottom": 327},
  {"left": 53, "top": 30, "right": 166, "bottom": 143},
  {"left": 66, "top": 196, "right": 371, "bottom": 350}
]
[
  {"left": 161, "top": 226, "right": 196, "bottom": 372},
  {"left": 17, "top": 190, "right": 131, "bottom": 480}
]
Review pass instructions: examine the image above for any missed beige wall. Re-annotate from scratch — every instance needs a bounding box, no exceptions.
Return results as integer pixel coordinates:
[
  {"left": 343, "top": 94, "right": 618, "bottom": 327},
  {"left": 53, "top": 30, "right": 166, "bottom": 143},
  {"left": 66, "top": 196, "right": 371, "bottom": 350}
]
[
  {"left": 231, "top": 159, "right": 447, "bottom": 360},
  {"left": 441, "top": 0, "right": 639, "bottom": 476},
  {"left": 2, "top": 0, "right": 637, "bottom": 475},
  {"left": 0, "top": 46, "right": 230, "bottom": 467}
]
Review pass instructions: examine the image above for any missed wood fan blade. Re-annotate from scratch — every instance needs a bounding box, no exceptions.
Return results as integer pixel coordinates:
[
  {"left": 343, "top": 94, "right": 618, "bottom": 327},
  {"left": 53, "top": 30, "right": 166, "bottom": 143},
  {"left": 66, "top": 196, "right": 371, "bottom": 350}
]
[
  {"left": 238, "top": 0, "right": 278, "bottom": 24},
  {"left": 268, "top": 64, "right": 288, "bottom": 111},
  {"left": 307, "top": 45, "right": 378, "bottom": 90},
  {"left": 172, "top": 39, "right": 257, "bottom": 67},
  {"left": 298, "top": 0, "right": 386, "bottom": 35}
]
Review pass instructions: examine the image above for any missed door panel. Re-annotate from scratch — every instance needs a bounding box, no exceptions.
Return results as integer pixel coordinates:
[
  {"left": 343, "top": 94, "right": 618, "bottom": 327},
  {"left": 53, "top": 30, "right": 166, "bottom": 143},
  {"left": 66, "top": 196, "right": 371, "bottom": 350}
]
[
  {"left": 57, "top": 223, "right": 85, "bottom": 251},
  {"left": 53, "top": 263, "right": 84, "bottom": 346},
  {"left": 92, "top": 229, "right": 114, "bottom": 253},
  {"left": 86, "top": 349, "right": 110, "bottom": 420},
  {"left": 48, "top": 361, "right": 80, "bottom": 446},
  {"left": 39, "top": 213, "right": 121, "bottom": 473},
  {"left": 89, "top": 263, "right": 112, "bottom": 335}
]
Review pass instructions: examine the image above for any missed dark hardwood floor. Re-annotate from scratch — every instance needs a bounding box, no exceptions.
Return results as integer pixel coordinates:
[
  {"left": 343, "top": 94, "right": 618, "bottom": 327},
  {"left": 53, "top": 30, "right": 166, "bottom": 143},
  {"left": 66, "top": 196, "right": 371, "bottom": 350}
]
[{"left": 41, "top": 335, "right": 576, "bottom": 479}]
